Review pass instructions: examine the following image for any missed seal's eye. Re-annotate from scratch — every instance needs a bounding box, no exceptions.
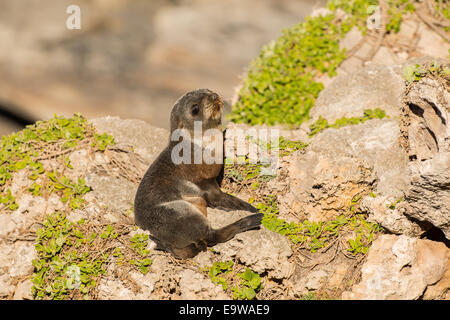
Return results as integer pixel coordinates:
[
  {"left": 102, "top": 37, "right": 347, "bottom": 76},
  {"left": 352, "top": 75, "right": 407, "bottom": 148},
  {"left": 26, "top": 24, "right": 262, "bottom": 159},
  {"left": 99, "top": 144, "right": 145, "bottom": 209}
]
[{"left": 191, "top": 104, "right": 200, "bottom": 116}]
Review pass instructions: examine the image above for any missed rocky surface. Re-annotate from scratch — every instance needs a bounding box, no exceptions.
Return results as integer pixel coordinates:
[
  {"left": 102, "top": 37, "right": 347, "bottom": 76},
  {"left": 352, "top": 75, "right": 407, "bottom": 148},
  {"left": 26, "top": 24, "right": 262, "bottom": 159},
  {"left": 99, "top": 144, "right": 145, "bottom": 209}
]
[
  {"left": 310, "top": 63, "right": 405, "bottom": 123},
  {"left": 222, "top": 59, "right": 449, "bottom": 299},
  {"left": 283, "top": 59, "right": 450, "bottom": 242},
  {"left": 400, "top": 75, "right": 450, "bottom": 239},
  {"left": 210, "top": 209, "right": 293, "bottom": 280},
  {"left": 342, "top": 235, "right": 449, "bottom": 300},
  {"left": 1, "top": 90, "right": 449, "bottom": 300},
  {"left": 333, "top": 11, "right": 450, "bottom": 76},
  {"left": 282, "top": 119, "right": 409, "bottom": 223},
  {"left": 0, "top": 116, "right": 300, "bottom": 300}
]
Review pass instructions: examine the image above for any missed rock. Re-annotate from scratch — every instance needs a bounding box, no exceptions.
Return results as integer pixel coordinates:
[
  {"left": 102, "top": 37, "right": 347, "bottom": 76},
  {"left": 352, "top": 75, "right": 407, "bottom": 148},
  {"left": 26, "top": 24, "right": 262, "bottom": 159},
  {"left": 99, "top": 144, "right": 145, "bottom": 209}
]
[
  {"left": 399, "top": 74, "right": 450, "bottom": 239},
  {"left": 372, "top": 46, "right": 398, "bottom": 66},
  {"left": 209, "top": 209, "right": 293, "bottom": 279},
  {"left": 288, "top": 268, "right": 330, "bottom": 296},
  {"left": 288, "top": 258, "right": 352, "bottom": 298},
  {"left": 337, "top": 56, "right": 363, "bottom": 75},
  {"left": 85, "top": 117, "right": 170, "bottom": 220},
  {"left": 0, "top": 242, "right": 35, "bottom": 278},
  {"left": 361, "top": 195, "right": 421, "bottom": 236},
  {"left": 1, "top": 181, "right": 65, "bottom": 237},
  {"left": 393, "top": 19, "right": 419, "bottom": 47},
  {"left": 0, "top": 241, "right": 35, "bottom": 298},
  {"left": 13, "top": 280, "right": 33, "bottom": 300},
  {"left": 129, "top": 270, "right": 159, "bottom": 298},
  {"left": 0, "top": 214, "right": 17, "bottom": 238},
  {"left": 0, "top": 274, "right": 14, "bottom": 298},
  {"left": 339, "top": 27, "right": 364, "bottom": 52},
  {"left": 342, "top": 235, "right": 450, "bottom": 300},
  {"left": 179, "top": 269, "right": 229, "bottom": 300},
  {"left": 310, "top": 63, "right": 405, "bottom": 123},
  {"left": 86, "top": 174, "right": 138, "bottom": 215},
  {"left": 327, "top": 263, "right": 350, "bottom": 289},
  {"left": 423, "top": 263, "right": 450, "bottom": 300},
  {"left": 90, "top": 117, "right": 169, "bottom": 164},
  {"left": 282, "top": 119, "right": 411, "bottom": 225},
  {"left": 97, "top": 278, "right": 135, "bottom": 300},
  {"left": 193, "top": 251, "right": 215, "bottom": 269},
  {"left": 304, "top": 270, "right": 328, "bottom": 291},
  {"left": 289, "top": 60, "right": 449, "bottom": 238},
  {"left": 416, "top": 24, "right": 450, "bottom": 60},
  {"left": 405, "top": 153, "right": 450, "bottom": 238}
]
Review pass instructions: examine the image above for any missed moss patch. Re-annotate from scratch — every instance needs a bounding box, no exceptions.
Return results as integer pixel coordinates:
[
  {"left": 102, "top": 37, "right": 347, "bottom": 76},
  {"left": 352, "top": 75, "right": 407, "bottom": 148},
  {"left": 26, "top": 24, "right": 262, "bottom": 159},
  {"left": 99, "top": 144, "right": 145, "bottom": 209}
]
[
  {"left": 31, "top": 212, "right": 153, "bottom": 300},
  {"left": 32, "top": 213, "right": 110, "bottom": 300},
  {"left": 229, "top": 0, "right": 417, "bottom": 126},
  {"left": 0, "top": 114, "right": 158, "bottom": 299},
  {"left": 0, "top": 114, "right": 115, "bottom": 213},
  {"left": 403, "top": 61, "right": 450, "bottom": 84},
  {"left": 222, "top": 137, "right": 384, "bottom": 259},
  {"left": 207, "top": 260, "right": 263, "bottom": 300},
  {"left": 258, "top": 195, "right": 383, "bottom": 255},
  {"left": 308, "top": 108, "right": 387, "bottom": 137}
]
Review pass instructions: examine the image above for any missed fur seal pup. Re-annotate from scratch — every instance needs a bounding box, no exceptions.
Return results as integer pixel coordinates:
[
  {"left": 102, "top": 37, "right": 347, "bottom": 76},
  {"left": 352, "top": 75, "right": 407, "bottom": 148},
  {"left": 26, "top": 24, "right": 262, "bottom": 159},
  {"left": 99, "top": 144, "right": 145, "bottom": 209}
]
[{"left": 134, "top": 88, "right": 262, "bottom": 259}]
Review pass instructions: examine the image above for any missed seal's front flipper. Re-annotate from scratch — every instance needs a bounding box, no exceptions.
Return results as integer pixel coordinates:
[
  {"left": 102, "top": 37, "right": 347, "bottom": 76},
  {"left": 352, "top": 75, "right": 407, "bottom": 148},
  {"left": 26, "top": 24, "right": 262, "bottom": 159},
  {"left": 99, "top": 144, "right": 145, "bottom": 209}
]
[
  {"left": 200, "top": 178, "right": 258, "bottom": 213},
  {"left": 208, "top": 191, "right": 259, "bottom": 213}
]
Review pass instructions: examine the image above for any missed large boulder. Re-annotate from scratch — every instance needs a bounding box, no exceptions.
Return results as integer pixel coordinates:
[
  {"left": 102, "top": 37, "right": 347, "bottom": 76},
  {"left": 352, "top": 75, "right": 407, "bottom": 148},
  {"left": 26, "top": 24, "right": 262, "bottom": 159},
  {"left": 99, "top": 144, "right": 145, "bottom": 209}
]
[
  {"left": 279, "top": 60, "right": 449, "bottom": 241},
  {"left": 281, "top": 119, "right": 411, "bottom": 223},
  {"left": 277, "top": 62, "right": 420, "bottom": 236},
  {"left": 310, "top": 63, "right": 405, "bottom": 123},
  {"left": 342, "top": 234, "right": 449, "bottom": 300},
  {"left": 209, "top": 209, "right": 293, "bottom": 280},
  {"left": 399, "top": 74, "right": 450, "bottom": 239}
]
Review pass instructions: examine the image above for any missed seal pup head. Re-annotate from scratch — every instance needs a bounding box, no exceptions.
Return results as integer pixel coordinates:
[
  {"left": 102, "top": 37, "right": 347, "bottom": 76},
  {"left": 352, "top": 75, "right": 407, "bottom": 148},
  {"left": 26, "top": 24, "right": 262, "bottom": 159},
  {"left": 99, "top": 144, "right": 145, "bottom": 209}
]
[{"left": 170, "top": 88, "right": 223, "bottom": 134}]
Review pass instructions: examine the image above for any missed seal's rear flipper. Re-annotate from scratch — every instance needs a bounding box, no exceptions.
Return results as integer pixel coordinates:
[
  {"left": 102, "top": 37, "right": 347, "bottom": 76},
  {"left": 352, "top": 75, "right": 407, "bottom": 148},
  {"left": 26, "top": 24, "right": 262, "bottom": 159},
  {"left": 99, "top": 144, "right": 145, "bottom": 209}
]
[{"left": 206, "top": 213, "right": 263, "bottom": 246}]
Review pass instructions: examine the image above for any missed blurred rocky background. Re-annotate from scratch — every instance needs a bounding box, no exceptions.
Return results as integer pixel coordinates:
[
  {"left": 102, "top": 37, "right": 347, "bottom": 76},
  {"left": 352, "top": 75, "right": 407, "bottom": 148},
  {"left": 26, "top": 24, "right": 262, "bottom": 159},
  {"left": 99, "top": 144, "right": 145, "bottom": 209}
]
[{"left": 0, "top": 0, "right": 324, "bottom": 136}]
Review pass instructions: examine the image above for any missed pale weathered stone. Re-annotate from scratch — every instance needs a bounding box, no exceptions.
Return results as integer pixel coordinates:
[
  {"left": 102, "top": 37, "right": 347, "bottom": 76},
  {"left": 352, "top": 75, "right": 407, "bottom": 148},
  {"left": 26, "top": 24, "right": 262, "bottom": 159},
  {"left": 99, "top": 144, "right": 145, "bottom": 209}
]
[
  {"left": 400, "top": 73, "right": 450, "bottom": 239},
  {"left": 361, "top": 195, "right": 421, "bottom": 236},
  {"left": 416, "top": 24, "right": 450, "bottom": 59},
  {"left": 209, "top": 209, "right": 293, "bottom": 279},
  {"left": 342, "top": 235, "right": 449, "bottom": 300},
  {"left": 90, "top": 117, "right": 169, "bottom": 165},
  {"left": 339, "top": 27, "right": 364, "bottom": 52},
  {"left": 129, "top": 270, "right": 159, "bottom": 298},
  {"left": 372, "top": 46, "right": 398, "bottom": 65},
  {"left": 282, "top": 119, "right": 411, "bottom": 226},
  {"left": 0, "top": 214, "right": 16, "bottom": 237},
  {"left": 179, "top": 269, "right": 229, "bottom": 300},
  {"left": 97, "top": 278, "right": 135, "bottom": 300},
  {"left": 13, "top": 280, "right": 33, "bottom": 300},
  {"left": 86, "top": 174, "right": 138, "bottom": 214},
  {"left": 0, "top": 274, "right": 14, "bottom": 298},
  {"left": 310, "top": 64, "right": 405, "bottom": 123}
]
